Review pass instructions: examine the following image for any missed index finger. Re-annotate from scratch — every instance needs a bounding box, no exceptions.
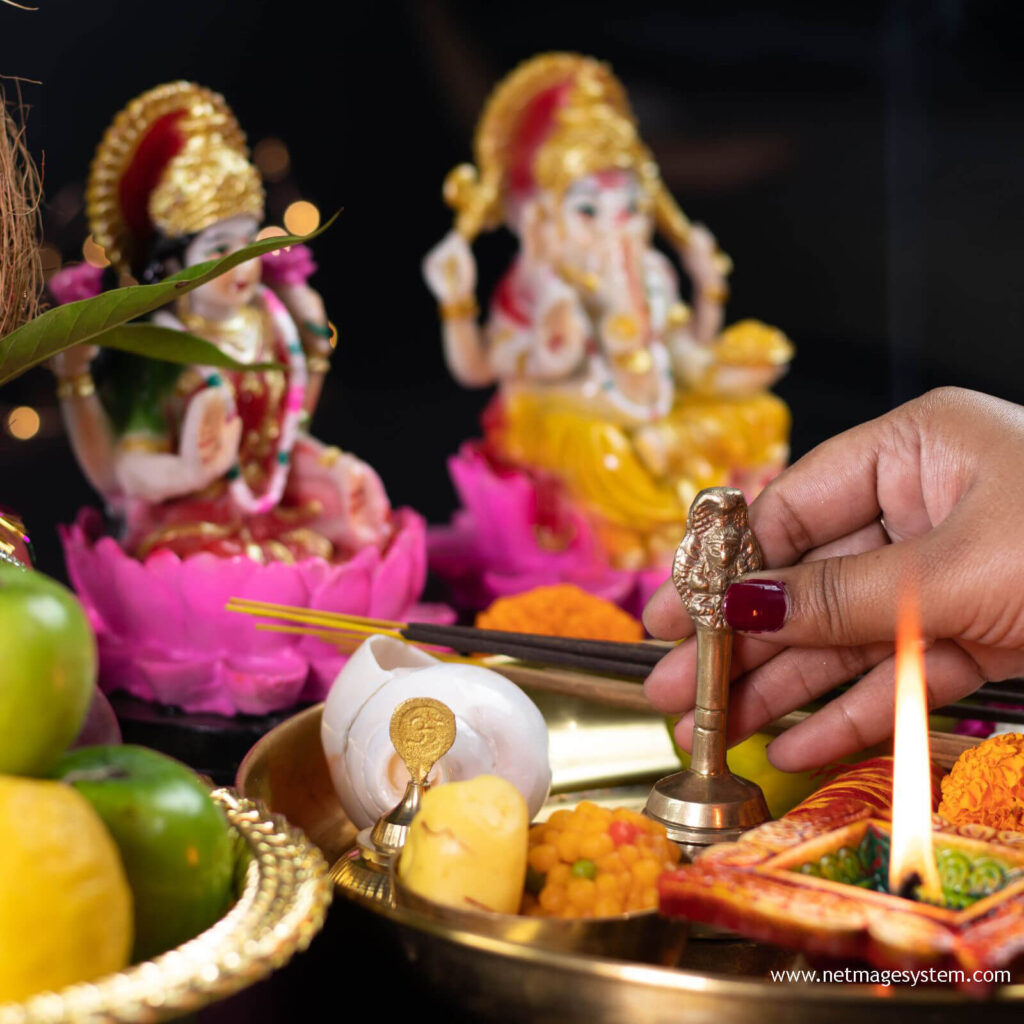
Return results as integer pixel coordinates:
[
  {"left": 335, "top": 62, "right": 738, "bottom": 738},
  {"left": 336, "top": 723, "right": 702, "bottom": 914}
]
[
  {"left": 748, "top": 410, "right": 898, "bottom": 569},
  {"left": 642, "top": 577, "right": 694, "bottom": 640}
]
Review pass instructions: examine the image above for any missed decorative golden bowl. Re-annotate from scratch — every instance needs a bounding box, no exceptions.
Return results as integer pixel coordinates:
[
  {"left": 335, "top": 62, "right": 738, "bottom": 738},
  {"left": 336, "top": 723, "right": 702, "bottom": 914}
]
[{"left": 0, "top": 788, "right": 332, "bottom": 1024}]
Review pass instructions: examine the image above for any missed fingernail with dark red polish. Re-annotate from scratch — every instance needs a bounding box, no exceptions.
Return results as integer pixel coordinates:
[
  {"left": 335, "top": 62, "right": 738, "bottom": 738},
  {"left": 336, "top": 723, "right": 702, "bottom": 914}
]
[{"left": 723, "top": 580, "right": 788, "bottom": 632}]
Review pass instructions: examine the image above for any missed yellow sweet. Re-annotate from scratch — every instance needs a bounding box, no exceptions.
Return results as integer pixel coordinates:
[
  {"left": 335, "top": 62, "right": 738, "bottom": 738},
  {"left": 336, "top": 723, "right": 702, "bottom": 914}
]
[
  {"left": 398, "top": 774, "right": 528, "bottom": 914},
  {"left": 524, "top": 802, "right": 681, "bottom": 919},
  {"left": 0, "top": 775, "right": 133, "bottom": 1003}
]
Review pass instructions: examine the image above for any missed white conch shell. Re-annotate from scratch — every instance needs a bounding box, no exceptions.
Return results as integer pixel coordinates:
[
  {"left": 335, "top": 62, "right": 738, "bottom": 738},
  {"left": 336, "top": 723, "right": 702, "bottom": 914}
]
[{"left": 320, "top": 634, "right": 552, "bottom": 830}]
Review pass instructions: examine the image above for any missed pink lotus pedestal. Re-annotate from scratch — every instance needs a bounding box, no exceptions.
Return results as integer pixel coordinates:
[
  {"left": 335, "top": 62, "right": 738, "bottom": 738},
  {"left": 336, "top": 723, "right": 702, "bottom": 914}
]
[
  {"left": 428, "top": 443, "right": 668, "bottom": 617},
  {"left": 61, "top": 506, "right": 448, "bottom": 717}
]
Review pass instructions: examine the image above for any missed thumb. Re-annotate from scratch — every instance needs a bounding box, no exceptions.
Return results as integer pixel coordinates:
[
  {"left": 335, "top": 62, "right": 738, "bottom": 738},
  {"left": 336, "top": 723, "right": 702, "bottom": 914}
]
[{"left": 721, "top": 537, "right": 949, "bottom": 647}]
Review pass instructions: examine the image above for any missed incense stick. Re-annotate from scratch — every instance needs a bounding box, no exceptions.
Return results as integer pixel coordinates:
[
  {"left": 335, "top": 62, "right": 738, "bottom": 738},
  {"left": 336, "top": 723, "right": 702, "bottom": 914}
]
[
  {"left": 227, "top": 597, "right": 1024, "bottom": 730},
  {"left": 227, "top": 597, "right": 671, "bottom": 678}
]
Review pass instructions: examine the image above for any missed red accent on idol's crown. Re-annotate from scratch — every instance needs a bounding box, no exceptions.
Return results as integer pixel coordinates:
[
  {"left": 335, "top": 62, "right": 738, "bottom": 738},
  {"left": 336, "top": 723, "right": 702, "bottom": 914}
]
[
  {"left": 118, "top": 109, "right": 187, "bottom": 249},
  {"left": 507, "top": 81, "right": 571, "bottom": 194}
]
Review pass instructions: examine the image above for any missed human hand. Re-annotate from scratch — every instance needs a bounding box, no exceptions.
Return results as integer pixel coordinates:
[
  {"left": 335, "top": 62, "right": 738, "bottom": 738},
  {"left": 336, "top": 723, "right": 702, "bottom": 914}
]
[{"left": 643, "top": 388, "right": 1024, "bottom": 772}]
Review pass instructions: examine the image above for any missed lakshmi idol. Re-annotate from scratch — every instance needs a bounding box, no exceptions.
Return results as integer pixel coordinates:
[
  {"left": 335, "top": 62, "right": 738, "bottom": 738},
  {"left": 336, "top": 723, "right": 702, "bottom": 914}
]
[
  {"left": 424, "top": 54, "right": 793, "bottom": 611},
  {"left": 55, "top": 82, "right": 433, "bottom": 715}
]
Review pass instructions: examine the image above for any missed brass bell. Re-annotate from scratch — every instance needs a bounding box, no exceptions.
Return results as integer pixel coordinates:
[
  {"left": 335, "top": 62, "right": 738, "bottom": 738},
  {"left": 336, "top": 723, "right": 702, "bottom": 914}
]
[{"left": 645, "top": 487, "right": 770, "bottom": 859}]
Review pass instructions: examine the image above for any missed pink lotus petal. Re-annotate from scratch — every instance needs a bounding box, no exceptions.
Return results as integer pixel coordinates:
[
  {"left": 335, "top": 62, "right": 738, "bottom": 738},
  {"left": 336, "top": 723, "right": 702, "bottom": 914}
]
[
  {"left": 368, "top": 509, "right": 427, "bottom": 619},
  {"left": 94, "top": 638, "right": 157, "bottom": 702},
  {"left": 430, "top": 446, "right": 652, "bottom": 612},
  {"left": 137, "top": 655, "right": 234, "bottom": 715},
  {"left": 222, "top": 653, "right": 309, "bottom": 716},
  {"left": 301, "top": 652, "right": 348, "bottom": 702},
  {"left": 307, "top": 547, "right": 375, "bottom": 614}
]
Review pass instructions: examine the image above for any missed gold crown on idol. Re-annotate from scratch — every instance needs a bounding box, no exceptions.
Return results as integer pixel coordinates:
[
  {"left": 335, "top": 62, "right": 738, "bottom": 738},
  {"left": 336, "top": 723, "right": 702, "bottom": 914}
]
[
  {"left": 87, "top": 81, "right": 265, "bottom": 273},
  {"left": 443, "top": 52, "right": 694, "bottom": 249}
]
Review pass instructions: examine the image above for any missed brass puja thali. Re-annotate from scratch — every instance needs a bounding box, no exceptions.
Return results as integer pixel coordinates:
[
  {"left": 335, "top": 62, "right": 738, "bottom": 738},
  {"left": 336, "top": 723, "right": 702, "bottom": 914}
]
[{"left": 236, "top": 697, "right": 1024, "bottom": 1024}]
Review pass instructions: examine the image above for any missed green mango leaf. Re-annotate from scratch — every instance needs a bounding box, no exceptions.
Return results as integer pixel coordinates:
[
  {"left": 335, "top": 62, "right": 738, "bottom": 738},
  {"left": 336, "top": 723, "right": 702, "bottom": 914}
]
[
  {"left": 0, "top": 211, "right": 338, "bottom": 386},
  {"left": 96, "top": 324, "right": 282, "bottom": 370}
]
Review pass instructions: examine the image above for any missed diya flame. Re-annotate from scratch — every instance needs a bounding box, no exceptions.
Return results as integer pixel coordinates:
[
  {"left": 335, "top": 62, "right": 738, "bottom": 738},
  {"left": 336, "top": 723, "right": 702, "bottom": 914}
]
[{"left": 889, "top": 591, "right": 943, "bottom": 901}]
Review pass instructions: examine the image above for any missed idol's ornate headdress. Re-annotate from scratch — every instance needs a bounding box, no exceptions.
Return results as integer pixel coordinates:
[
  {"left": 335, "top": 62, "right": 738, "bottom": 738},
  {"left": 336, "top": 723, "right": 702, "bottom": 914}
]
[
  {"left": 87, "top": 82, "right": 265, "bottom": 274},
  {"left": 443, "top": 52, "right": 694, "bottom": 248}
]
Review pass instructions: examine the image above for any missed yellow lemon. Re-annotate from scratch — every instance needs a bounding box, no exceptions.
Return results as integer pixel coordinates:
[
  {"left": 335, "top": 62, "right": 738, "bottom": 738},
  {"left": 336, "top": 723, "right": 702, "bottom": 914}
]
[{"left": 0, "top": 775, "right": 132, "bottom": 1004}]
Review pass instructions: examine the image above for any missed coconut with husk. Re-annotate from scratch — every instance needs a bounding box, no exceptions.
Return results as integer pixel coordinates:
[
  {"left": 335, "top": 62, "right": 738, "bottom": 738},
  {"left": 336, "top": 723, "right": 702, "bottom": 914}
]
[{"left": 0, "top": 81, "right": 42, "bottom": 337}]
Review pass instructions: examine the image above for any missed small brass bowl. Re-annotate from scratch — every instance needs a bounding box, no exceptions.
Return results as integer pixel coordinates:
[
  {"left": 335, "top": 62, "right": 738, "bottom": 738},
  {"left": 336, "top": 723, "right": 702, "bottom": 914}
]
[
  {"left": 0, "top": 788, "right": 333, "bottom": 1024},
  {"left": 393, "top": 875, "right": 688, "bottom": 965}
]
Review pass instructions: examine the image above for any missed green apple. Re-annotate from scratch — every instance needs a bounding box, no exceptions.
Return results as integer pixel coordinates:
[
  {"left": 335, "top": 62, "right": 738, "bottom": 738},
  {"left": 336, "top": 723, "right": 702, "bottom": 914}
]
[
  {"left": 54, "top": 745, "right": 236, "bottom": 962},
  {"left": 0, "top": 563, "right": 96, "bottom": 775}
]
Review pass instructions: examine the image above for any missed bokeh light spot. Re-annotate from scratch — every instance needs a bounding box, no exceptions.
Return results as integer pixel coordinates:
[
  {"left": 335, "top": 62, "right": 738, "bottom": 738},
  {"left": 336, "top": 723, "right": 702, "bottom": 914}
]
[
  {"left": 253, "top": 138, "right": 290, "bottom": 182},
  {"left": 7, "top": 406, "right": 40, "bottom": 440},
  {"left": 82, "top": 235, "right": 109, "bottom": 268},
  {"left": 283, "top": 201, "right": 320, "bottom": 236}
]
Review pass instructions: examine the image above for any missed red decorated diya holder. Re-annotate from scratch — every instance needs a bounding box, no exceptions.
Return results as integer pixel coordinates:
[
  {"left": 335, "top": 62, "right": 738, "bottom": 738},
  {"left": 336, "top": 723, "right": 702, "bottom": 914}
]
[{"left": 660, "top": 761, "right": 1024, "bottom": 995}]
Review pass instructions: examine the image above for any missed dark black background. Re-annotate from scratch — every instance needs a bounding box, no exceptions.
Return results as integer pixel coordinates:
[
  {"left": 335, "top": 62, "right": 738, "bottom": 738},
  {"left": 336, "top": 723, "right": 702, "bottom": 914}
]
[
  {"left": 2, "top": 3, "right": 1023, "bottom": 1017},
  {"left": 3, "top": 0, "right": 1024, "bottom": 580}
]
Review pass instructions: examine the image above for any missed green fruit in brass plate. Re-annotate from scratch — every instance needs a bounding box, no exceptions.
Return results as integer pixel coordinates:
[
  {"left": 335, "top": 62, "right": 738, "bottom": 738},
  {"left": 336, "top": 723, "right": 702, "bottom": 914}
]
[
  {"left": 668, "top": 725, "right": 820, "bottom": 818},
  {"left": 0, "top": 564, "right": 96, "bottom": 776},
  {"left": 54, "top": 745, "right": 236, "bottom": 962}
]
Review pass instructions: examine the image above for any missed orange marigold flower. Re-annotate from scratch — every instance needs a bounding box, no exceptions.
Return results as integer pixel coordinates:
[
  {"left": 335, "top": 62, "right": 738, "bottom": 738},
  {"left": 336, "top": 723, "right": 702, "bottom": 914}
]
[
  {"left": 938, "top": 733, "right": 1024, "bottom": 831},
  {"left": 475, "top": 584, "right": 644, "bottom": 642}
]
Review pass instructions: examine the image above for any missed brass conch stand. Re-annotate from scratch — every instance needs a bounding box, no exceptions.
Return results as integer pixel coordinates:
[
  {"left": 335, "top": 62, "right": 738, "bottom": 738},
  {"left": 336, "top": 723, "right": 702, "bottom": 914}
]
[
  {"left": 645, "top": 487, "right": 770, "bottom": 859},
  {"left": 331, "top": 697, "right": 456, "bottom": 905}
]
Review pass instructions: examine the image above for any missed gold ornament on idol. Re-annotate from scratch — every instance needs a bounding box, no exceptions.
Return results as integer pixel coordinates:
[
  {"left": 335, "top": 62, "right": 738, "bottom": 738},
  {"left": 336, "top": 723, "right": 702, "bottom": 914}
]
[
  {"left": 87, "top": 82, "right": 265, "bottom": 273},
  {"left": 178, "top": 302, "right": 266, "bottom": 364}
]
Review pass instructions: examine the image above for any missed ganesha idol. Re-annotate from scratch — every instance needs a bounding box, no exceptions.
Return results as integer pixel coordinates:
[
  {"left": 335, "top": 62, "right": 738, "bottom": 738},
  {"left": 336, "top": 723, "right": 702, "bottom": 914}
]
[
  {"left": 424, "top": 53, "right": 794, "bottom": 613},
  {"left": 53, "top": 82, "right": 436, "bottom": 716}
]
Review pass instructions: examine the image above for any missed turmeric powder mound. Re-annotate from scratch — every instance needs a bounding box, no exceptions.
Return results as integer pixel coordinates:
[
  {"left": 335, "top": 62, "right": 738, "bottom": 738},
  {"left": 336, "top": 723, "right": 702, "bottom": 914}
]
[
  {"left": 475, "top": 584, "right": 645, "bottom": 642},
  {"left": 938, "top": 732, "right": 1024, "bottom": 831}
]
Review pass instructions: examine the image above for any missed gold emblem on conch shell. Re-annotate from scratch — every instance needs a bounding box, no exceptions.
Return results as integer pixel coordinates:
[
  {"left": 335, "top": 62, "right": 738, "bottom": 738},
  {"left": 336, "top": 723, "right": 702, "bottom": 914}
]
[{"left": 390, "top": 697, "right": 457, "bottom": 785}]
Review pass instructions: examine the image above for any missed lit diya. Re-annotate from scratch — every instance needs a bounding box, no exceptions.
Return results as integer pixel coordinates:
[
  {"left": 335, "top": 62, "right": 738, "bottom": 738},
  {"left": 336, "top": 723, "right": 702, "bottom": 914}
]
[{"left": 658, "top": 592, "right": 1024, "bottom": 994}]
